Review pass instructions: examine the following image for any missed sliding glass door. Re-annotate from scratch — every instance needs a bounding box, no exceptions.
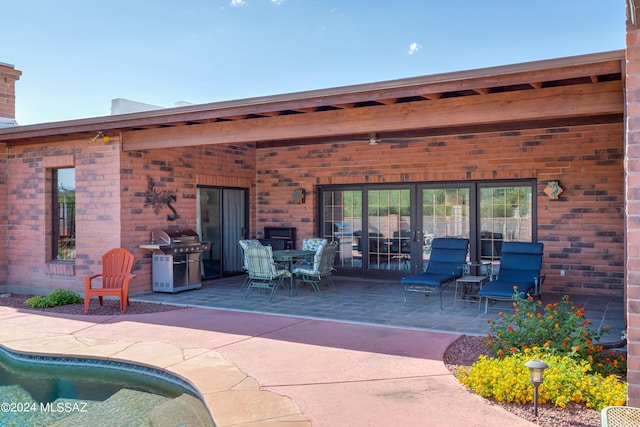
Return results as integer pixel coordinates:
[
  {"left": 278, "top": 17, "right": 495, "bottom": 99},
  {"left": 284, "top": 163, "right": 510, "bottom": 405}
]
[
  {"left": 319, "top": 180, "right": 535, "bottom": 278},
  {"left": 197, "top": 186, "right": 248, "bottom": 279}
]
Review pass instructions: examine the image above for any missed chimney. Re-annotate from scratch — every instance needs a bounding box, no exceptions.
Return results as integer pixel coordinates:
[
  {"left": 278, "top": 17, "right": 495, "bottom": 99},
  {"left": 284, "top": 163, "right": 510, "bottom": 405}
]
[{"left": 0, "top": 62, "right": 22, "bottom": 127}]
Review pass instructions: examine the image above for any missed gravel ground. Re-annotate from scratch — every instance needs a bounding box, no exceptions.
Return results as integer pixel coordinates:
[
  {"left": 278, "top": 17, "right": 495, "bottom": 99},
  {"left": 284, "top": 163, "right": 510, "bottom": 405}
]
[
  {"left": 0, "top": 293, "right": 604, "bottom": 426},
  {"left": 0, "top": 293, "right": 188, "bottom": 316}
]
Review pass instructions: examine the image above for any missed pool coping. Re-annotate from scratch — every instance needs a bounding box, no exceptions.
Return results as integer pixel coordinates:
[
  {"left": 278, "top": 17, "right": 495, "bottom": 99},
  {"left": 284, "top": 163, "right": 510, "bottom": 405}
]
[{"left": 0, "top": 307, "right": 311, "bottom": 426}]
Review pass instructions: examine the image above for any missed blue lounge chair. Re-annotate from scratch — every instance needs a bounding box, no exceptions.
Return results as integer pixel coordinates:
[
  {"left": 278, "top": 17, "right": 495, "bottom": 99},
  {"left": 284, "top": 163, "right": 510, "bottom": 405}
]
[
  {"left": 401, "top": 237, "right": 469, "bottom": 310},
  {"left": 477, "top": 241, "right": 545, "bottom": 314}
]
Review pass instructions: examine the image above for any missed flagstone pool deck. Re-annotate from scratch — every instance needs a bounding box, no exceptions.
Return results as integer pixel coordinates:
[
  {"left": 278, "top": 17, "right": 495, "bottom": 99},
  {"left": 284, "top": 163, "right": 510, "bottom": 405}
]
[{"left": 0, "top": 305, "right": 538, "bottom": 426}]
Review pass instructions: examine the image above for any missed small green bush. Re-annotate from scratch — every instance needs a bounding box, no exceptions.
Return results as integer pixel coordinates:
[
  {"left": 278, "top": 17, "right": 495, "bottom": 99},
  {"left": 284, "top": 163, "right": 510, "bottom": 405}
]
[
  {"left": 24, "top": 289, "right": 82, "bottom": 309},
  {"left": 458, "top": 349, "right": 627, "bottom": 411}
]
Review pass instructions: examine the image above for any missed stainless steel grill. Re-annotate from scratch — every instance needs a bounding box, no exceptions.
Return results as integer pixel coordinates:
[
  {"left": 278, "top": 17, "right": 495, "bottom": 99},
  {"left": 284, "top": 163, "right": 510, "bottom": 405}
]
[{"left": 140, "top": 229, "right": 211, "bottom": 293}]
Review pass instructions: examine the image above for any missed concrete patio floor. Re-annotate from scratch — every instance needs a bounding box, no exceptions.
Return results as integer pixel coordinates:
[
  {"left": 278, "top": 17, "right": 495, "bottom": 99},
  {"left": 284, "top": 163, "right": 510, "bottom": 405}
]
[
  {"left": 133, "top": 275, "right": 626, "bottom": 343},
  {"left": 0, "top": 275, "right": 624, "bottom": 426}
]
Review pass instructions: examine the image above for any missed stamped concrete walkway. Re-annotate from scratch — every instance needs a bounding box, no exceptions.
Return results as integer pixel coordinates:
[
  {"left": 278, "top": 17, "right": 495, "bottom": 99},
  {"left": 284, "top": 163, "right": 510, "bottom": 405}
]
[{"left": 0, "top": 304, "right": 536, "bottom": 426}]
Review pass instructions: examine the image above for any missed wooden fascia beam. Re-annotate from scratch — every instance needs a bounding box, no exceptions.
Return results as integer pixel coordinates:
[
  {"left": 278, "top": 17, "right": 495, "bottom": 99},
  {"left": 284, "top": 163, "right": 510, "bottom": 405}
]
[{"left": 122, "top": 81, "right": 622, "bottom": 151}]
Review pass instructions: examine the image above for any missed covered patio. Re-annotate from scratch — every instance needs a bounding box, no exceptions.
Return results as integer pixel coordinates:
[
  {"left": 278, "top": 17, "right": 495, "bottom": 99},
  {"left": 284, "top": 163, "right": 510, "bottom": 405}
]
[{"left": 131, "top": 275, "right": 626, "bottom": 344}]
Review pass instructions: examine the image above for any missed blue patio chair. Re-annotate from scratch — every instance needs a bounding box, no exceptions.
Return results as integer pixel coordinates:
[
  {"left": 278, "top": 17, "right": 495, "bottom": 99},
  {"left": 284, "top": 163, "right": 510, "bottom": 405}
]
[
  {"left": 293, "top": 241, "right": 337, "bottom": 295},
  {"left": 244, "top": 244, "right": 292, "bottom": 300},
  {"left": 477, "top": 241, "right": 545, "bottom": 314},
  {"left": 400, "top": 237, "right": 469, "bottom": 310}
]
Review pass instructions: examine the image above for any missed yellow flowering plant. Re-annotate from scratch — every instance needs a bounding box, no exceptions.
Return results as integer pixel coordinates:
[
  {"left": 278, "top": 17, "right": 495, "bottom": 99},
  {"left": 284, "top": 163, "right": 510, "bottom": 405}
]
[
  {"left": 485, "top": 292, "right": 626, "bottom": 377},
  {"left": 458, "top": 349, "right": 627, "bottom": 411}
]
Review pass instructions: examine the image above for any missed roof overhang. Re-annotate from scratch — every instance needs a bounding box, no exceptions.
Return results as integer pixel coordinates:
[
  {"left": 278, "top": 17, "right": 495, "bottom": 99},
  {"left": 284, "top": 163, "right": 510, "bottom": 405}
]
[{"left": 0, "top": 49, "right": 625, "bottom": 148}]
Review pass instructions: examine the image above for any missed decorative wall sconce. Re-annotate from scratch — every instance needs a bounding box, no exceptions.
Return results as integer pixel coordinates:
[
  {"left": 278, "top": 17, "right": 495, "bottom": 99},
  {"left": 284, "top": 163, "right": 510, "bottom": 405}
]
[
  {"left": 293, "top": 188, "right": 306, "bottom": 204},
  {"left": 544, "top": 181, "right": 563, "bottom": 200}
]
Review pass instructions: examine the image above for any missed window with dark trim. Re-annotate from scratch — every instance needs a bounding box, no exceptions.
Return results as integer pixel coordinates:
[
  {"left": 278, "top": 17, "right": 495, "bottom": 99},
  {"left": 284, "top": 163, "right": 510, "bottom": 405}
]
[{"left": 53, "top": 168, "right": 76, "bottom": 261}]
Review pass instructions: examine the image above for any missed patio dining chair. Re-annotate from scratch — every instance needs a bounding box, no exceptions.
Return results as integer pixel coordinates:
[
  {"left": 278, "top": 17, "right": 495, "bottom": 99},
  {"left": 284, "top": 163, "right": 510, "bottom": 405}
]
[
  {"left": 601, "top": 406, "right": 640, "bottom": 427},
  {"left": 477, "top": 241, "right": 545, "bottom": 314},
  {"left": 239, "top": 239, "right": 264, "bottom": 289},
  {"left": 293, "top": 240, "right": 337, "bottom": 295},
  {"left": 296, "top": 238, "right": 328, "bottom": 269},
  {"left": 84, "top": 248, "right": 136, "bottom": 314},
  {"left": 244, "top": 244, "right": 292, "bottom": 300},
  {"left": 400, "top": 237, "right": 469, "bottom": 310}
]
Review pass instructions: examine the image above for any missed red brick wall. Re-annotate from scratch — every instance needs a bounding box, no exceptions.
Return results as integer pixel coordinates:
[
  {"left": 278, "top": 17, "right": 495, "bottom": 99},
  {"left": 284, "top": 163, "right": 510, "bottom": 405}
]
[
  {"left": 121, "top": 143, "right": 256, "bottom": 294},
  {"left": 626, "top": 0, "right": 640, "bottom": 407},
  {"left": 5, "top": 137, "right": 122, "bottom": 293},
  {"left": 0, "top": 63, "right": 21, "bottom": 120},
  {"left": 2, "top": 136, "right": 255, "bottom": 296},
  {"left": 257, "top": 123, "right": 624, "bottom": 296}
]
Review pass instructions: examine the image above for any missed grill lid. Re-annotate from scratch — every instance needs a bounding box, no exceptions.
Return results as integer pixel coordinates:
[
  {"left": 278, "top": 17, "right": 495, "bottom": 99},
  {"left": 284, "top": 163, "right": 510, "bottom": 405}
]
[
  {"left": 151, "top": 228, "right": 200, "bottom": 245},
  {"left": 141, "top": 228, "right": 210, "bottom": 254}
]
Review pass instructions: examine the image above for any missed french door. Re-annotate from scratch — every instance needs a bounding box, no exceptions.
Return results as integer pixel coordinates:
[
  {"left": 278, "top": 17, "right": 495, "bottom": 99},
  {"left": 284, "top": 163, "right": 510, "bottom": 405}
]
[
  {"left": 319, "top": 181, "right": 534, "bottom": 277},
  {"left": 197, "top": 186, "right": 249, "bottom": 278}
]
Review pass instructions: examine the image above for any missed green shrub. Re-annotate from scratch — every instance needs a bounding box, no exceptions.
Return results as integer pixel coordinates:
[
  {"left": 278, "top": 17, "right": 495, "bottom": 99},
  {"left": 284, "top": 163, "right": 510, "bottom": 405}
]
[
  {"left": 485, "top": 293, "right": 626, "bottom": 376},
  {"left": 458, "top": 349, "right": 627, "bottom": 411},
  {"left": 24, "top": 289, "right": 82, "bottom": 309}
]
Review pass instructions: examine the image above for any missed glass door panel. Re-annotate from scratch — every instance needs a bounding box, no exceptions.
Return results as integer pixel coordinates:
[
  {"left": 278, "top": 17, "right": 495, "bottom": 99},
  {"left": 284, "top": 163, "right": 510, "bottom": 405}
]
[
  {"left": 322, "top": 189, "right": 362, "bottom": 268},
  {"left": 198, "top": 188, "right": 221, "bottom": 279},
  {"left": 479, "top": 185, "right": 533, "bottom": 261},
  {"left": 222, "top": 189, "right": 246, "bottom": 275},
  {"left": 420, "top": 187, "right": 470, "bottom": 271},
  {"left": 367, "top": 189, "right": 411, "bottom": 271}
]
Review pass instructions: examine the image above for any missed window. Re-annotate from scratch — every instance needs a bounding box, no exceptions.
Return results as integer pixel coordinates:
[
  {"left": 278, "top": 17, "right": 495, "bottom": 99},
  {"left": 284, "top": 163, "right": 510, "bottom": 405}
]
[{"left": 53, "top": 168, "right": 75, "bottom": 261}]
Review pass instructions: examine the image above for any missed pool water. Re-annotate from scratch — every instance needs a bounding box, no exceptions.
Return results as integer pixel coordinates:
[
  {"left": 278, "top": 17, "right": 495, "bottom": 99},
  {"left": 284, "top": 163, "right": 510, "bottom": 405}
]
[{"left": 0, "top": 346, "right": 215, "bottom": 426}]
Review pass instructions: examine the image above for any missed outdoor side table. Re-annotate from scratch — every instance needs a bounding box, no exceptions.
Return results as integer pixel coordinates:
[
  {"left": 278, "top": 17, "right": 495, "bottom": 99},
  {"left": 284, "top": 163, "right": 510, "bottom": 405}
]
[{"left": 454, "top": 275, "right": 490, "bottom": 307}]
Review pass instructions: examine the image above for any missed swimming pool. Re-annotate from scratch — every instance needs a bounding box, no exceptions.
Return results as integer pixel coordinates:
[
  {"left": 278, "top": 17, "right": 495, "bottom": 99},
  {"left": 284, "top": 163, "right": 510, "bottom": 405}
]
[{"left": 0, "top": 345, "right": 215, "bottom": 426}]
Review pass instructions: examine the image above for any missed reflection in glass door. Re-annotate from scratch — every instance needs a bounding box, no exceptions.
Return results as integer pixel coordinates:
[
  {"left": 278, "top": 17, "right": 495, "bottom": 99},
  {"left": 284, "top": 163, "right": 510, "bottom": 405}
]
[
  {"left": 320, "top": 181, "right": 534, "bottom": 277},
  {"left": 197, "top": 187, "right": 247, "bottom": 279},
  {"left": 321, "top": 189, "right": 362, "bottom": 269},
  {"left": 479, "top": 184, "right": 533, "bottom": 261},
  {"left": 367, "top": 189, "right": 412, "bottom": 271},
  {"left": 420, "top": 187, "right": 470, "bottom": 272}
]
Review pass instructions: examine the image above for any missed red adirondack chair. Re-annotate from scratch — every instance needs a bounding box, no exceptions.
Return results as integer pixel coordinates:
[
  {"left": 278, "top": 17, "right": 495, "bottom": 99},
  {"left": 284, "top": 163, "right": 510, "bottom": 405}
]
[{"left": 84, "top": 248, "right": 136, "bottom": 314}]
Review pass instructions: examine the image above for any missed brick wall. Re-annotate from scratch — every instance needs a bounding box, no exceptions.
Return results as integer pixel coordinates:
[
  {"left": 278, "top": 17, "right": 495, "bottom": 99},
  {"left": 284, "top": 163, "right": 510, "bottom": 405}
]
[
  {"left": 0, "top": 63, "right": 21, "bottom": 120},
  {"left": 257, "top": 123, "right": 624, "bottom": 296},
  {"left": 4, "top": 137, "right": 122, "bottom": 294},
  {"left": 2, "top": 137, "right": 256, "bottom": 296},
  {"left": 626, "top": 0, "right": 640, "bottom": 407},
  {"left": 121, "top": 143, "right": 256, "bottom": 294}
]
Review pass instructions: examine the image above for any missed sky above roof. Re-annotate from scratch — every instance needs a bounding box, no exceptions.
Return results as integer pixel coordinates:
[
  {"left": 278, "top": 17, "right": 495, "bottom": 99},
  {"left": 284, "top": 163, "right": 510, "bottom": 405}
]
[{"left": 3, "top": 0, "right": 626, "bottom": 125}]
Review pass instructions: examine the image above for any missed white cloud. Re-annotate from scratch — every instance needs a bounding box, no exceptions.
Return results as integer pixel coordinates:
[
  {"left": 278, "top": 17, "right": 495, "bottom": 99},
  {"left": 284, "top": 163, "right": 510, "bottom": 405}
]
[
  {"left": 231, "top": 0, "right": 246, "bottom": 7},
  {"left": 408, "top": 42, "right": 422, "bottom": 55},
  {"left": 272, "top": 0, "right": 284, "bottom": 4}
]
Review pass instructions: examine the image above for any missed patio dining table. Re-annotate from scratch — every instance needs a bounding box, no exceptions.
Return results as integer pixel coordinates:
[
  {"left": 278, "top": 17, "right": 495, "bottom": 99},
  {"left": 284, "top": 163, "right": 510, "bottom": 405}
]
[{"left": 272, "top": 249, "right": 316, "bottom": 292}]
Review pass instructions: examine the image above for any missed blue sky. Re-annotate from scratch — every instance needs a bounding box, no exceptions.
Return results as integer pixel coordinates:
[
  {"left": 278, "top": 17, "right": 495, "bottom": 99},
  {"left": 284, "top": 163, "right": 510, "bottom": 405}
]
[{"left": 3, "top": 0, "right": 626, "bottom": 125}]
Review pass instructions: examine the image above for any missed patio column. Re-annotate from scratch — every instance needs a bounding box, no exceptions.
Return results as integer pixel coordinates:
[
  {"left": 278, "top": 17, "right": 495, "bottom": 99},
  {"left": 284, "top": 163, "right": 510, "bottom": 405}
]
[{"left": 626, "top": 0, "right": 640, "bottom": 407}]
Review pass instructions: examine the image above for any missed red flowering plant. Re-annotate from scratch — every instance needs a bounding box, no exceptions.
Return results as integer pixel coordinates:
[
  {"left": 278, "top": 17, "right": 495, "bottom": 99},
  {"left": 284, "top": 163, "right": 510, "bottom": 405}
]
[{"left": 485, "top": 291, "right": 626, "bottom": 377}]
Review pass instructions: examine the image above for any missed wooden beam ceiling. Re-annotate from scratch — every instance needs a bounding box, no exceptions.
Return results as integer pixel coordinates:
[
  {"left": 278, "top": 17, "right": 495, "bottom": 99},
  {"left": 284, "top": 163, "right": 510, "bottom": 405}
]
[
  {"left": 122, "top": 81, "right": 622, "bottom": 151},
  {"left": 0, "top": 51, "right": 624, "bottom": 147}
]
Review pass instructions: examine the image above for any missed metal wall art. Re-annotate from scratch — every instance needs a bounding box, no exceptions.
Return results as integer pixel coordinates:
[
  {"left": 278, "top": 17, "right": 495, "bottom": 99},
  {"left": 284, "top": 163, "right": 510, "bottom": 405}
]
[{"left": 144, "top": 175, "right": 180, "bottom": 221}]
